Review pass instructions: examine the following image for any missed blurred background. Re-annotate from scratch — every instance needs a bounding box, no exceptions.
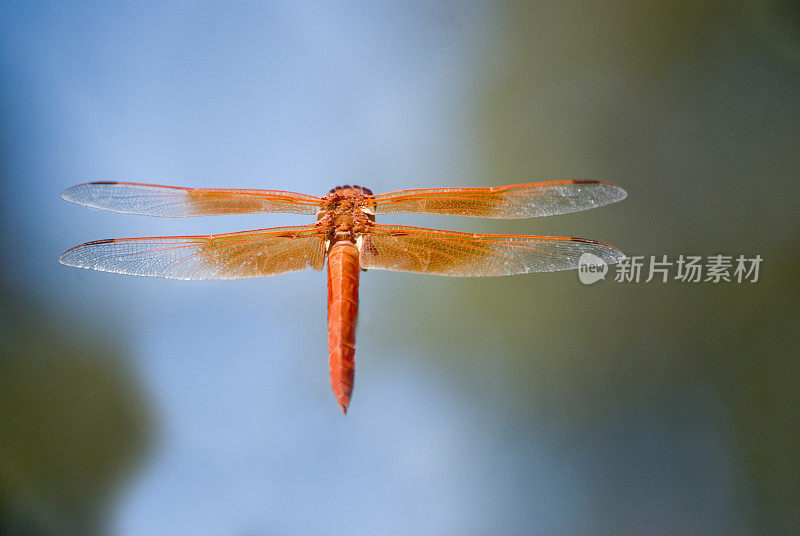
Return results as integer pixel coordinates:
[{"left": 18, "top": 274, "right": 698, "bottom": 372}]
[{"left": 1, "top": 1, "right": 797, "bottom": 534}]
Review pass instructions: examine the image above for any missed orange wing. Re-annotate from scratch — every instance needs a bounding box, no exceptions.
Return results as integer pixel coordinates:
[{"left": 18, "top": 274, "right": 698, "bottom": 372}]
[
  {"left": 360, "top": 224, "right": 624, "bottom": 276},
  {"left": 61, "top": 182, "right": 322, "bottom": 217},
  {"left": 59, "top": 224, "right": 325, "bottom": 279},
  {"left": 369, "top": 180, "right": 626, "bottom": 218}
]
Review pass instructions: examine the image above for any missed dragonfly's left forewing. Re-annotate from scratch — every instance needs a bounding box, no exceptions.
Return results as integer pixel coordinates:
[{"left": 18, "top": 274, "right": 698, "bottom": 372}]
[{"left": 61, "top": 182, "right": 322, "bottom": 217}]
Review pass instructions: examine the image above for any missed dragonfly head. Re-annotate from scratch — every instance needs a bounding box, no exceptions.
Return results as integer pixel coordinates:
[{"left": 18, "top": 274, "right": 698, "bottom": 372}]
[{"left": 328, "top": 184, "right": 373, "bottom": 196}]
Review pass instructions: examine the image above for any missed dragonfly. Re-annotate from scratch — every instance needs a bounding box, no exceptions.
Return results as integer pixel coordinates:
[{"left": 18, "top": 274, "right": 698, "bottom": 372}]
[{"left": 60, "top": 180, "right": 626, "bottom": 413}]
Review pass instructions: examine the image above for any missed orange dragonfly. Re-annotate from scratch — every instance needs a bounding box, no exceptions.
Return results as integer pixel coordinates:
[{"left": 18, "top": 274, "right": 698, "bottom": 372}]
[{"left": 60, "top": 180, "right": 626, "bottom": 413}]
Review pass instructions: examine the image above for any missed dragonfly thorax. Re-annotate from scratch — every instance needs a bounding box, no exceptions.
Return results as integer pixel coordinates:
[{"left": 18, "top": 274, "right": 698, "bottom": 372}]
[{"left": 318, "top": 185, "right": 376, "bottom": 243}]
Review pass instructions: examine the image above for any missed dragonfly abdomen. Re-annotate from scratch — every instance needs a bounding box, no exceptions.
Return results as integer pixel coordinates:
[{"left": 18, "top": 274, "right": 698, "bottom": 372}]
[{"left": 326, "top": 240, "right": 360, "bottom": 414}]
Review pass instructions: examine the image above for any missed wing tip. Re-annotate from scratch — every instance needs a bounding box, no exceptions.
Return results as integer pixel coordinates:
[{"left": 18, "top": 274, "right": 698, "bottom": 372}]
[
  {"left": 606, "top": 182, "right": 628, "bottom": 203},
  {"left": 58, "top": 249, "right": 82, "bottom": 268},
  {"left": 59, "top": 239, "right": 117, "bottom": 268},
  {"left": 591, "top": 243, "right": 626, "bottom": 266},
  {"left": 587, "top": 180, "right": 627, "bottom": 205},
  {"left": 605, "top": 247, "right": 626, "bottom": 265},
  {"left": 61, "top": 182, "right": 117, "bottom": 205},
  {"left": 60, "top": 184, "right": 82, "bottom": 203},
  {"left": 567, "top": 237, "right": 626, "bottom": 266},
  {"left": 61, "top": 181, "right": 120, "bottom": 204},
  {"left": 566, "top": 179, "right": 628, "bottom": 206}
]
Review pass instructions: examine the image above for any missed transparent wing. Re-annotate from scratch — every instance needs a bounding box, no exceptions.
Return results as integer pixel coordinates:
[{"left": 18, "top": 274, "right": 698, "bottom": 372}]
[
  {"left": 60, "top": 224, "right": 325, "bottom": 279},
  {"left": 61, "top": 182, "right": 322, "bottom": 217},
  {"left": 360, "top": 224, "right": 624, "bottom": 277},
  {"left": 370, "top": 180, "right": 626, "bottom": 218}
]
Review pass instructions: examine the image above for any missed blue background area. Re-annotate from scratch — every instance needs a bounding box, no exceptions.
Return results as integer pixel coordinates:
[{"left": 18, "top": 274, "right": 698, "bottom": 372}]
[{"left": 1, "top": 2, "right": 797, "bottom": 535}]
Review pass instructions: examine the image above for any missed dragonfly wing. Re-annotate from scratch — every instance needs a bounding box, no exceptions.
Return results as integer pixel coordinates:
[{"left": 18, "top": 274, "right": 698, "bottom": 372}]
[
  {"left": 360, "top": 224, "right": 624, "bottom": 277},
  {"left": 370, "top": 180, "right": 626, "bottom": 218},
  {"left": 61, "top": 182, "right": 322, "bottom": 217},
  {"left": 60, "top": 224, "right": 325, "bottom": 279}
]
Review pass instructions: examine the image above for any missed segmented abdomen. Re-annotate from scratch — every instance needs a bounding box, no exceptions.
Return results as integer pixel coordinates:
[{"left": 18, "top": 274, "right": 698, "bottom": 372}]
[{"left": 326, "top": 240, "right": 360, "bottom": 413}]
